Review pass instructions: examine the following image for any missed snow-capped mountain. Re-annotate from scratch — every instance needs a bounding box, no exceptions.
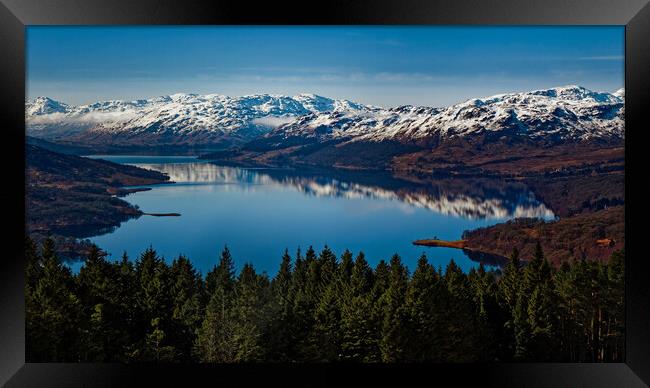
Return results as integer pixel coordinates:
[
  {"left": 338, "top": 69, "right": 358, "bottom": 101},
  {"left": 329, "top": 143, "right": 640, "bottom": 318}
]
[
  {"left": 26, "top": 93, "right": 368, "bottom": 146},
  {"left": 26, "top": 96, "right": 71, "bottom": 115},
  {"left": 266, "top": 85, "right": 624, "bottom": 144},
  {"left": 26, "top": 85, "right": 624, "bottom": 148}
]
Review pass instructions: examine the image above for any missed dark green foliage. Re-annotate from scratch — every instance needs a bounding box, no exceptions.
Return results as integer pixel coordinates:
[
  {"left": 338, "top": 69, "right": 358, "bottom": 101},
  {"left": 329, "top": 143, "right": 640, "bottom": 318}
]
[
  {"left": 498, "top": 248, "right": 522, "bottom": 359},
  {"left": 468, "top": 264, "right": 502, "bottom": 361},
  {"left": 440, "top": 259, "right": 481, "bottom": 361},
  {"left": 205, "top": 245, "right": 235, "bottom": 296},
  {"left": 194, "top": 246, "right": 238, "bottom": 362},
  {"left": 517, "top": 242, "right": 558, "bottom": 360},
  {"left": 168, "top": 255, "right": 204, "bottom": 361},
  {"left": 340, "top": 252, "right": 377, "bottom": 361},
  {"left": 26, "top": 237, "right": 82, "bottom": 362},
  {"left": 137, "top": 317, "right": 178, "bottom": 362},
  {"left": 405, "top": 254, "right": 443, "bottom": 361},
  {"left": 25, "top": 237, "right": 625, "bottom": 363},
  {"left": 77, "top": 245, "right": 125, "bottom": 361},
  {"left": 312, "top": 283, "right": 342, "bottom": 361},
  {"left": 134, "top": 248, "right": 173, "bottom": 334},
  {"left": 229, "top": 263, "right": 268, "bottom": 361},
  {"left": 265, "top": 249, "right": 294, "bottom": 361},
  {"left": 194, "top": 289, "right": 236, "bottom": 362}
]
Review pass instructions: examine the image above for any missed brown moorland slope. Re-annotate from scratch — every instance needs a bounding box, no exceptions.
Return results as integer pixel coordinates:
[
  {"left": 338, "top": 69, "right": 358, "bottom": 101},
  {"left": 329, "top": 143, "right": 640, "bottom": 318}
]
[
  {"left": 461, "top": 205, "right": 624, "bottom": 266},
  {"left": 26, "top": 144, "right": 170, "bottom": 239}
]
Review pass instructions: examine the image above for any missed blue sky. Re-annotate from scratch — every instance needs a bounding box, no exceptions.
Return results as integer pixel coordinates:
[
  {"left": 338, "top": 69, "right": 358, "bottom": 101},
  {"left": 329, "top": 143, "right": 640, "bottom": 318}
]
[{"left": 26, "top": 26, "right": 624, "bottom": 107}]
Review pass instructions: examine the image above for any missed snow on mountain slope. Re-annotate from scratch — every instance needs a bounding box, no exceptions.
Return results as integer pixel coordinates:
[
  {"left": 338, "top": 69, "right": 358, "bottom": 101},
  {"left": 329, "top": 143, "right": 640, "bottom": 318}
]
[
  {"left": 26, "top": 85, "right": 624, "bottom": 147},
  {"left": 269, "top": 85, "right": 625, "bottom": 144},
  {"left": 25, "top": 93, "right": 368, "bottom": 143},
  {"left": 613, "top": 88, "right": 625, "bottom": 99},
  {"left": 26, "top": 97, "right": 71, "bottom": 115}
]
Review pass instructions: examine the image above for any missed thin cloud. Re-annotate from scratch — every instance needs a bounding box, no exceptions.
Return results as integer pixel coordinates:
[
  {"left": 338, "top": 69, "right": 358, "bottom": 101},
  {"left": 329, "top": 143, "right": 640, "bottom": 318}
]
[
  {"left": 27, "top": 111, "right": 138, "bottom": 125},
  {"left": 251, "top": 116, "right": 297, "bottom": 128},
  {"left": 579, "top": 55, "right": 624, "bottom": 61}
]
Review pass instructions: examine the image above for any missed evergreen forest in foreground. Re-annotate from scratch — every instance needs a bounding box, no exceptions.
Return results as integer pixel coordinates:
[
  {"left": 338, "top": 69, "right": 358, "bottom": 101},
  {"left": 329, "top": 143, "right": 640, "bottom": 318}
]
[{"left": 25, "top": 237, "right": 624, "bottom": 363}]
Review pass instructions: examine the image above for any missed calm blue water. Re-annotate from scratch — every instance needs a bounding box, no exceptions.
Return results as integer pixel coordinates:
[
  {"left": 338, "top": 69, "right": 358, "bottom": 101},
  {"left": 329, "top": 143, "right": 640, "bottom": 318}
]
[{"left": 76, "top": 156, "right": 555, "bottom": 276}]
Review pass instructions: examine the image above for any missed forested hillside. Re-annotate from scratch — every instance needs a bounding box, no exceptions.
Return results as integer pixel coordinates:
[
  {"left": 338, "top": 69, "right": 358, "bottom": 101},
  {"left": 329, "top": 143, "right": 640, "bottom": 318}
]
[{"left": 26, "top": 237, "right": 624, "bottom": 363}]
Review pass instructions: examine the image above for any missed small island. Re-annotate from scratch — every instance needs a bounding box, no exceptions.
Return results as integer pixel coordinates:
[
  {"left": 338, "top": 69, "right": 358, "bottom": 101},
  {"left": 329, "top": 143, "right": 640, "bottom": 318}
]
[{"left": 413, "top": 239, "right": 468, "bottom": 249}]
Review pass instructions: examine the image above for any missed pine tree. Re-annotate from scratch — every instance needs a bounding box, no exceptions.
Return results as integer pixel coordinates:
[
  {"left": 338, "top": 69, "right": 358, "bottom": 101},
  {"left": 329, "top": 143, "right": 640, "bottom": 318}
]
[
  {"left": 338, "top": 249, "right": 354, "bottom": 287},
  {"left": 286, "top": 247, "right": 314, "bottom": 361},
  {"left": 272, "top": 249, "right": 293, "bottom": 303},
  {"left": 468, "top": 264, "right": 501, "bottom": 361},
  {"left": 367, "top": 258, "right": 390, "bottom": 361},
  {"left": 300, "top": 246, "right": 339, "bottom": 361},
  {"left": 554, "top": 259, "right": 576, "bottom": 361},
  {"left": 194, "top": 246, "right": 238, "bottom": 362},
  {"left": 135, "top": 248, "right": 172, "bottom": 336},
  {"left": 498, "top": 248, "right": 522, "bottom": 359},
  {"left": 340, "top": 252, "right": 376, "bottom": 361},
  {"left": 518, "top": 241, "right": 557, "bottom": 361},
  {"left": 23, "top": 239, "right": 626, "bottom": 363},
  {"left": 26, "top": 238, "right": 82, "bottom": 362},
  {"left": 304, "top": 245, "right": 317, "bottom": 263},
  {"left": 500, "top": 248, "right": 521, "bottom": 310},
  {"left": 291, "top": 246, "right": 328, "bottom": 361},
  {"left": 526, "top": 280, "right": 557, "bottom": 360},
  {"left": 605, "top": 249, "right": 624, "bottom": 361},
  {"left": 229, "top": 263, "right": 266, "bottom": 362},
  {"left": 205, "top": 245, "right": 236, "bottom": 296},
  {"left": 513, "top": 290, "right": 531, "bottom": 360},
  {"left": 114, "top": 251, "right": 137, "bottom": 361},
  {"left": 266, "top": 249, "right": 293, "bottom": 361},
  {"left": 405, "top": 254, "right": 443, "bottom": 361},
  {"left": 133, "top": 317, "right": 177, "bottom": 362},
  {"left": 528, "top": 242, "right": 552, "bottom": 286},
  {"left": 312, "top": 282, "right": 342, "bottom": 361},
  {"left": 441, "top": 259, "right": 478, "bottom": 361},
  {"left": 77, "top": 245, "right": 113, "bottom": 308},
  {"left": 318, "top": 245, "right": 338, "bottom": 287},
  {"left": 168, "top": 255, "right": 204, "bottom": 361},
  {"left": 379, "top": 254, "right": 409, "bottom": 362},
  {"left": 77, "top": 245, "right": 125, "bottom": 361},
  {"left": 194, "top": 290, "right": 237, "bottom": 362}
]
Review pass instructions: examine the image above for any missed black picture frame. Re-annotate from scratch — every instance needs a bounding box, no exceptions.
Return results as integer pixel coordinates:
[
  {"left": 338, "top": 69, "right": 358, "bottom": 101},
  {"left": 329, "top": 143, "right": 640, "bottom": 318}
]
[{"left": 1, "top": 0, "right": 648, "bottom": 386}]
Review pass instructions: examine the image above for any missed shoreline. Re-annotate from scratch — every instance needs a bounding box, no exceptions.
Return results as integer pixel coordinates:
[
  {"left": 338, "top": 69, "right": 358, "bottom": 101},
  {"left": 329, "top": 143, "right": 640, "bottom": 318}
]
[
  {"left": 412, "top": 238, "right": 509, "bottom": 266},
  {"left": 413, "top": 239, "right": 468, "bottom": 249}
]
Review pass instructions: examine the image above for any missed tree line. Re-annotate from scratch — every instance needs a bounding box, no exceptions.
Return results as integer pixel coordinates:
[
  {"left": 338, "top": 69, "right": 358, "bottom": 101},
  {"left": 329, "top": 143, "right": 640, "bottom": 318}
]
[{"left": 25, "top": 236, "right": 624, "bottom": 363}]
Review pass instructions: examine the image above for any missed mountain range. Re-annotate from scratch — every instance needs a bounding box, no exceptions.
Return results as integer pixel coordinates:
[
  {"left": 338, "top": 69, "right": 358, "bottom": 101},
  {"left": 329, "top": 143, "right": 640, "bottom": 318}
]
[
  {"left": 26, "top": 93, "right": 365, "bottom": 147},
  {"left": 26, "top": 85, "right": 624, "bottom": 150}
]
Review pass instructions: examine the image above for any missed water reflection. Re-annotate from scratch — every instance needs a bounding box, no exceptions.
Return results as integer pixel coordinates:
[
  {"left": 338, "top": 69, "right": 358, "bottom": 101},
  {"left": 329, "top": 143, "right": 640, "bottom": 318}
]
[
  {"left": 135, "top": 162, "right": 555, "bottom": 221},
  {"left": 84, "top": 157, "right": 556, "bottom": 275}
]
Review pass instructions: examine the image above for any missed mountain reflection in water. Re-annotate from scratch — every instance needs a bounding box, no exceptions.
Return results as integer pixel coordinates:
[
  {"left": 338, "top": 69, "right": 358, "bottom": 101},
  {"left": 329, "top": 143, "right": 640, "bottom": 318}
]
[
  {"left": 82, "top": 157, "right": 555, "bottom": 276},
  {"left": 136, "top": 162, "right": 555, "bottom": 221}
]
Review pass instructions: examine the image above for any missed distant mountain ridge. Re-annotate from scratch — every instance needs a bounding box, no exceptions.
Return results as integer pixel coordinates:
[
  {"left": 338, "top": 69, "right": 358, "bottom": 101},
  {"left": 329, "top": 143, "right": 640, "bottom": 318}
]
[
  {"left": 26, "top": 85, "right": 624, "bottom": 149},
  {"left": 262, "top": 85, "right": 624, "bottom": 145},
  {"left": 26, "top": 93, "right": 367, "bottom": 147}
]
